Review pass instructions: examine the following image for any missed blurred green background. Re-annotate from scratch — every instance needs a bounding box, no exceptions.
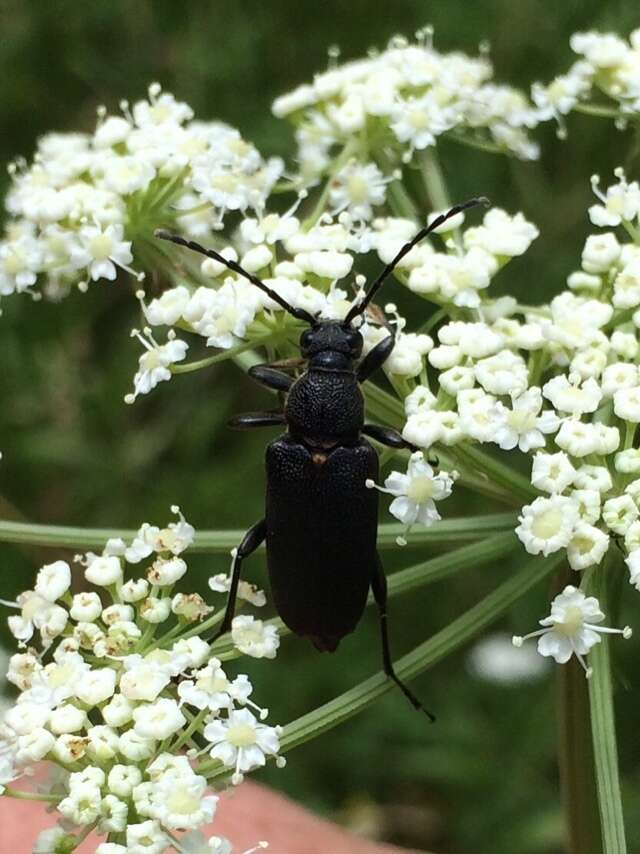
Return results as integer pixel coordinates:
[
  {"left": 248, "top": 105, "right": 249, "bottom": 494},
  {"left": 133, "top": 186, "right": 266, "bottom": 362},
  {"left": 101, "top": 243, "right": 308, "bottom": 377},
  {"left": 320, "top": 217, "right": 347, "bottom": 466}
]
[{"left": 1, "top": 2, "right": 639, "bottom": 852}]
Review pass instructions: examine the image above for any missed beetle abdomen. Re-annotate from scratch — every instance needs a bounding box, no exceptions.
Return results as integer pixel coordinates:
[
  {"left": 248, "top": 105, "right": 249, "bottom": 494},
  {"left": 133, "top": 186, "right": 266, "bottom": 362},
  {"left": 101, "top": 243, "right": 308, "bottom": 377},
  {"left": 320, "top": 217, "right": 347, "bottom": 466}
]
[{"left": 265, "top": 435, "right": 378, "bottom": 650}]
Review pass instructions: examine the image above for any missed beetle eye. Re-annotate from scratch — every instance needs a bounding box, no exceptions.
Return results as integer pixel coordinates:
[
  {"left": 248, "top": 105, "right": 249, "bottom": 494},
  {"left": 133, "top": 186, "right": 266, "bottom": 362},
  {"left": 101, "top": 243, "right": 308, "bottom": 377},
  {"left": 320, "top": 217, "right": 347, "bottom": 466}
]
[{"left": 300, "top": 329, "right": 313, "bottom": 349}]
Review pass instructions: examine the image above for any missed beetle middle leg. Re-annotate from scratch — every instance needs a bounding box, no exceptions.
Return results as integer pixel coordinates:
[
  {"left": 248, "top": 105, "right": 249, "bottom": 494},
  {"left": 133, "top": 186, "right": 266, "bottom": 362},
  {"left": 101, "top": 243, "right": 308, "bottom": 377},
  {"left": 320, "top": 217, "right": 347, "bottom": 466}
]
[
  {"left": 228, "top": 411, "right": 285, "bottom": 429},
  {"left": 371, "top": 553, "right": 435, "bottom": 722},
  {"left": 210, "top": 519, "right": 267, "bottom": 643},
  {"left": 362, "top": 424, "right": 438, "bottom": 467}
]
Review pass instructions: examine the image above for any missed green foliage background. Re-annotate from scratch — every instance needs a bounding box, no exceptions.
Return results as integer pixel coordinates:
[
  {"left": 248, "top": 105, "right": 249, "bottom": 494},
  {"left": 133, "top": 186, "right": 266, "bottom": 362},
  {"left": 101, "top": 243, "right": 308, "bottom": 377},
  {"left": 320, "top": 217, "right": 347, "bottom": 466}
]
[{"left": 1, "top": 2, "right": 639, "bottom": 852}]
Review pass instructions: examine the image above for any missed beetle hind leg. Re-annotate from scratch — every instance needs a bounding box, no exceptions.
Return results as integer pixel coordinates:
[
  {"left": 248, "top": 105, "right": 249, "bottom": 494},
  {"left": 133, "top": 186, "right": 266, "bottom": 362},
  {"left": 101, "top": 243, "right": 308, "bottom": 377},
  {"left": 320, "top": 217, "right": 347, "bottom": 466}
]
[
  {"left": 209, "top": 519, "right": 267, "bottom": 643},
  {"left": 371, "top": 553, "right": 436, "bottom": 722}
]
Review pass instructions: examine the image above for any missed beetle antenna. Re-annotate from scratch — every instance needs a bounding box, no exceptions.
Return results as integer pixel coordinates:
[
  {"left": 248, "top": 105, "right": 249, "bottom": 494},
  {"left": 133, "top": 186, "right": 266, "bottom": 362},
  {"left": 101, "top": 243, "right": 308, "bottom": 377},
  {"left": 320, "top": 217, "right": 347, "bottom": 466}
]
[
  {"left": 344, "top": 197, "right": 490, "bottom": 324},
  {"left": 155, "top": 230, "right": 316, "bottom": 324}
]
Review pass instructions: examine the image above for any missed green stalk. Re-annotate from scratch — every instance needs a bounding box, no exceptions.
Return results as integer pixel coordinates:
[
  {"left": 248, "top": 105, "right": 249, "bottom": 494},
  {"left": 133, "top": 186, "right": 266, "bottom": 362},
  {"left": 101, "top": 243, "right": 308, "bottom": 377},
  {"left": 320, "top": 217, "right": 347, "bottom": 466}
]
[
  {"left": 202, "top": 550, "right": 563, "bottom": 777},
  {"left": 171, "top": 339, "right": 269, "bottom": 374},
  {"left": 558, "top": 659, "right": 602, "bottom": 854},
  {"left": 588, "top": 561, "right": 628, "bottom": 854},
  {"left": 420, "top": 147, "right": 452, "bottom": 211},
  {"left": 0, "top": 513, "right": 516, "bottom": 553},
  {"left": 2, "top": 787, "right": 59, "bottom": 803}
]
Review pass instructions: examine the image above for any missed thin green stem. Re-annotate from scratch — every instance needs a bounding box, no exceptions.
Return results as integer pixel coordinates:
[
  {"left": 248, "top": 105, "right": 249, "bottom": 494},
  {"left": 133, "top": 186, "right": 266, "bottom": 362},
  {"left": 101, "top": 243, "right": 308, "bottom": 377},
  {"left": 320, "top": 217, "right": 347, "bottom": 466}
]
[
  {"left": 171, "top": 339, "right": 269, "bottom": 374},
  {"left": 446, "top": 131, "right": 505, "bottom": 155},
  {"left": 573, "top": 103, "right": 624, "bottom": 120},
  {"left": 420, "top": 147, "right": 452, "bottom": 211},
  {"left": 0, "top": 513, "right": 516, "bottom": 553},
  {"left": 301, "top": 139, "right": 359, "bottom": 230},
  {"left": 588, "top": 560, "right": 628, "bottom": 854},
  {"left": 3, "top": 787, "right": 59, "bottom": 803}
]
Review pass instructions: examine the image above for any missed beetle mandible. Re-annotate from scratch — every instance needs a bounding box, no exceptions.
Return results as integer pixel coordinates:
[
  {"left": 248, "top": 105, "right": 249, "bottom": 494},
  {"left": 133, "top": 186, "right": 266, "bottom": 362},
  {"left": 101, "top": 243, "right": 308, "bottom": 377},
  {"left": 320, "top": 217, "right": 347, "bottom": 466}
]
[{"left": 157, "top": 196, "right": 487, "bottom": 720}]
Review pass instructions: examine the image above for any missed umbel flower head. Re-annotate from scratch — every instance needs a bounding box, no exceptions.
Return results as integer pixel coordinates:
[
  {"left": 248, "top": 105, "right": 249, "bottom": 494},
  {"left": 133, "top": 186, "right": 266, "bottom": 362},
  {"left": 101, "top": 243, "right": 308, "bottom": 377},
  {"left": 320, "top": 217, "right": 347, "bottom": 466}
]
[{"left": 0, "top": 508, "right": 281, "bottom": 852}]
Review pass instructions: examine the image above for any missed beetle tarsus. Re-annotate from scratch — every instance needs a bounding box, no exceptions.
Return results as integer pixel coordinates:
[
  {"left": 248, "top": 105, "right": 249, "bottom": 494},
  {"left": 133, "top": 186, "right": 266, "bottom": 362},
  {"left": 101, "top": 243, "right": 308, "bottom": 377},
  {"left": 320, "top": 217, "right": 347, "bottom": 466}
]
[{"left": 372, "top": 553, "right": 436, "bottom": 722}]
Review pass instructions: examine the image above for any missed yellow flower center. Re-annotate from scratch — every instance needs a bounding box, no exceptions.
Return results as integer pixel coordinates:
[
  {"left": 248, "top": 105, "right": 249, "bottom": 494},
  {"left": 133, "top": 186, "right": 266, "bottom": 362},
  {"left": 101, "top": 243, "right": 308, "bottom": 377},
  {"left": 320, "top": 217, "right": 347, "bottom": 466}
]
[
  {"left": 556, "top": 605, "right": 584, "bottom": 636},
  {"left": 407, "top": 475, "right": 435, "bottom": 503},
  {"left": 227, "top": 723, "right": 257, "bottom": 748},
  {"left": 531, "top": 508, "right": 563, "bottom": 540}
]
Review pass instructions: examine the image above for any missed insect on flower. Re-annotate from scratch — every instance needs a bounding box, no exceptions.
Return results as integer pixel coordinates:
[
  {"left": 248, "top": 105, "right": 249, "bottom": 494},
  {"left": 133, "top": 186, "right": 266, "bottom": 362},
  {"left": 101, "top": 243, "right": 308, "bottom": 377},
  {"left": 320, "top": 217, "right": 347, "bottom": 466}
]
[{"left": 156, "top": 196, "right": 488, "bottom": 721}]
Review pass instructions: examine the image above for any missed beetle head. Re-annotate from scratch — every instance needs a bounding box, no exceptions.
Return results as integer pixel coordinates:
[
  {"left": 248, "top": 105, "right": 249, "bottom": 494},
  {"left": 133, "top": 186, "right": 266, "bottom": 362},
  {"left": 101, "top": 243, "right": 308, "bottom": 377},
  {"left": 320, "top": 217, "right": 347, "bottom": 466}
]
[{"left": 300, "top": 321, "right": 363, "bottom": 369}]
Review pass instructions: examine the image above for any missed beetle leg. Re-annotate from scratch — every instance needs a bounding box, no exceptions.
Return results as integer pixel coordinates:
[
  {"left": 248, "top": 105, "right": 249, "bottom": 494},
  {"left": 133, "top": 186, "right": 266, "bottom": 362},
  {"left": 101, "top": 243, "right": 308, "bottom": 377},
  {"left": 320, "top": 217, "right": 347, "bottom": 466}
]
[
  {"left": 228, "top": 411, "right": 286, "bottom": 429},
  {"left": 362, "top": 424, "right": 418, "bottom": 452},
  {"left": 249, "top": 364, "right": 295, "bottom": 393},
  {"left": 356, "top": 332, "right": 394, "bottom": 383},
  {"left": 362, "top": 424, "right": 438, "bottom": 467},
  {"left": 210, "top": 519, "right": 267, "bottom": 642},
  {"left": 371, "top": 553, "right": 435, "bottom": 722}
]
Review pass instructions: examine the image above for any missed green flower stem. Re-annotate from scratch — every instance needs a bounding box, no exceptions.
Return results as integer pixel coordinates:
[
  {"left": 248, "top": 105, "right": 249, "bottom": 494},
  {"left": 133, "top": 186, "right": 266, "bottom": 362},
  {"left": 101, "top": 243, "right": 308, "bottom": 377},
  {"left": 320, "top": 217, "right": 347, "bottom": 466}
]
[
  {"left": 573, "top": 103, "right": 624, "bottom": 120},
  {"left": 0, "top": 513, "right": 516, "bottom": 553},
  {"left": 452, "top": 442, "right": 537, "bottom": 503},
  {"left": 2, "top": 787, "right": 59, "bottom": 803},
  {"left": 209, "top": 531, "right": 519, "bottom": 658},
  {"left": 558, "top": 659, "right": 602, "bottom": 854},
  {"left": 419, "top": 147, "right": 455, "bottom": 220},
  {"left": 301, "top": 139, "right": 359, "bottom": 230},
  {"left": 588, "top": 561, "right": 628, "bottom": 854},
  {"left": 446, "top": 131, "right": 504, "bottom": 155},
  {"left": 171, "top": 707, "right": 209, "bottom": 752},
  {"left": 171, "top": 339, "right": 269, "bottom": 374},
  {"left": 202, "top": 550, "right": 563, "bottom": 777}
]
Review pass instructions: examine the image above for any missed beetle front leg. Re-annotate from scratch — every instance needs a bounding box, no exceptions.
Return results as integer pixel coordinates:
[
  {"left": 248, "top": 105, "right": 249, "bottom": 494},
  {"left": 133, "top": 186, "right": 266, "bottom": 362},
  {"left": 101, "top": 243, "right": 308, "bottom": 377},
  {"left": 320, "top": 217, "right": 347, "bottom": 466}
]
[
  {"left": 356, "top": 332, "right": 394, "bottom": 383},
  {"left": 248, "top": 364, "right": 294, "bottom": 393},
  {"left": 371, "top": 553, "right": 435, "bottom": 722},
  {"left": 210, "top": 519, "right": 267, "bottom": 642}
]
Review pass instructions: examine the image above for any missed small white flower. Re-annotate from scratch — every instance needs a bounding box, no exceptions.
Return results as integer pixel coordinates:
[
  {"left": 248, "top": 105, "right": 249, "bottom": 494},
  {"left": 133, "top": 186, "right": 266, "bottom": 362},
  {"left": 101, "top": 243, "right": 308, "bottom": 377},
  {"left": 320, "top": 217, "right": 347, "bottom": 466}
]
[
  {"left": 85, "top": 554, "right": 123, "bottom": 587},
  {"left": 127, "top": 328, "right": 188, "bottom": 402},
  {"left": 366, "top": 451, "right": 453, "bottom": 545},
  {"left": 516, "top": 495, "right": 579, "bottom": 556},
  {"left": 614, "top": 386, "right": 640, "bottom": 422},
  {"left": 147, "top": 556, "right": 187, "bottom": 586},
  {"left": 120, "top": 578, "right": 150, "bottom": 602},
  {"left": 573, "top": 464, "right": 613, "bottom": 493},
  {"left": 328, "top": 161, "right": 389, "bottom": 221},
  {"left": 108, "top": 764, "right": 143, "bottom": 798},
  {"left": 49, "top": 703, "right": 86, "bottom": 735},
  {"left": 102, "top": 693, "right": 134, "bottom": 727},
  {"left": 127, "top": 820, "right": 168, "bottom": 854},
  {"left": 589, "top": 170, "right": 640, "bottom": 227},
  {"left": 140, "top": 596, "right": 172, "bottom": 624},
  {"left": 464, "top": 208, "right": 539, "bottom": 257},
  {"left": 133, "top": 698, "right": 186, "bottom": 740},
  {"left": 542, "top": 375, "right": 602, "bottom": 415},
  {"left": 531, "top": 451, "right": 576, "bottom": 495},
  {"left": 118, "top": 729, "right": 155, "bottom": 762},
  {"left": 70, "top": 591, "right": 103, "bottom": 622},
  {"left": 209, "top": 574, "right": 266, "bottom": 607},
  {"left": 566, "top": 523, "right": 610, "bottom": 570},
  {"left": 581, "top": 232, "right": 621, "bottom": 274},
  {"left": 512, "top": 586, "right": 631, "bottom": 676},
  {"left": 231, "top": 616, "right": 280, "bottom": 659},
  {"left": 71, "top": 222, "right": 134, "bottom": 281},
  {"left": 602, "top": 494, "right": 639, "bottom": 535},
  {"left": 75, "top": 667, "right": 117, "bottom": 706},
  {"left": 492, "top": 388, "right": 559, "bottom": 452},
  {"left": 34, "top": 560, "right": 71, "bottom": 602},
  {"left": 120, "top": 658, "right": 172, "bottom": 702},
  {"left": 204, "top": 708, "right": 281, "bottom": 784}
]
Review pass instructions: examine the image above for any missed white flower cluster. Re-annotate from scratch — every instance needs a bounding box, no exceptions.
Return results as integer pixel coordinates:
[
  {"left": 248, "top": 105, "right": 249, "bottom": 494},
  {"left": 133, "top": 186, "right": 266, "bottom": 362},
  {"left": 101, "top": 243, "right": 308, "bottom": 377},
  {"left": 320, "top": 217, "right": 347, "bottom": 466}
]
[
  {"left": 533, "top": 28, "right": 640, "bottom": 131},
  {"left": 0, "top": 508, "right": 282, "bottom": 852},
  {"left": 0, "top": 82, "right": 281, "bottom": 304},
  {"left": 273, "top": 30, "right": 541, "bottom": 174}
]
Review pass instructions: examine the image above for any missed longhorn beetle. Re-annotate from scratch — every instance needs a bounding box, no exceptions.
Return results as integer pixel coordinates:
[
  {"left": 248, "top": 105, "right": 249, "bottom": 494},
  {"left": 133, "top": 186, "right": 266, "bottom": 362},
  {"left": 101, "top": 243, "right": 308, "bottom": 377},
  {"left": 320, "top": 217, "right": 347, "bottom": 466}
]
[{"left": 157, "top": 196, "right": 487, "bottom": 720}]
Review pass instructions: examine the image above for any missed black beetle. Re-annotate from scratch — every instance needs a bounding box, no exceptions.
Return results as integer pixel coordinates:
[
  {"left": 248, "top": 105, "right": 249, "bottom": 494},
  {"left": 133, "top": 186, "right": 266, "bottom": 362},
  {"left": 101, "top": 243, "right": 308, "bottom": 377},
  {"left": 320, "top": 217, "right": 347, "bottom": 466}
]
[{"left": 156, "top": 196, "right": 486, "bottom": 719}]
